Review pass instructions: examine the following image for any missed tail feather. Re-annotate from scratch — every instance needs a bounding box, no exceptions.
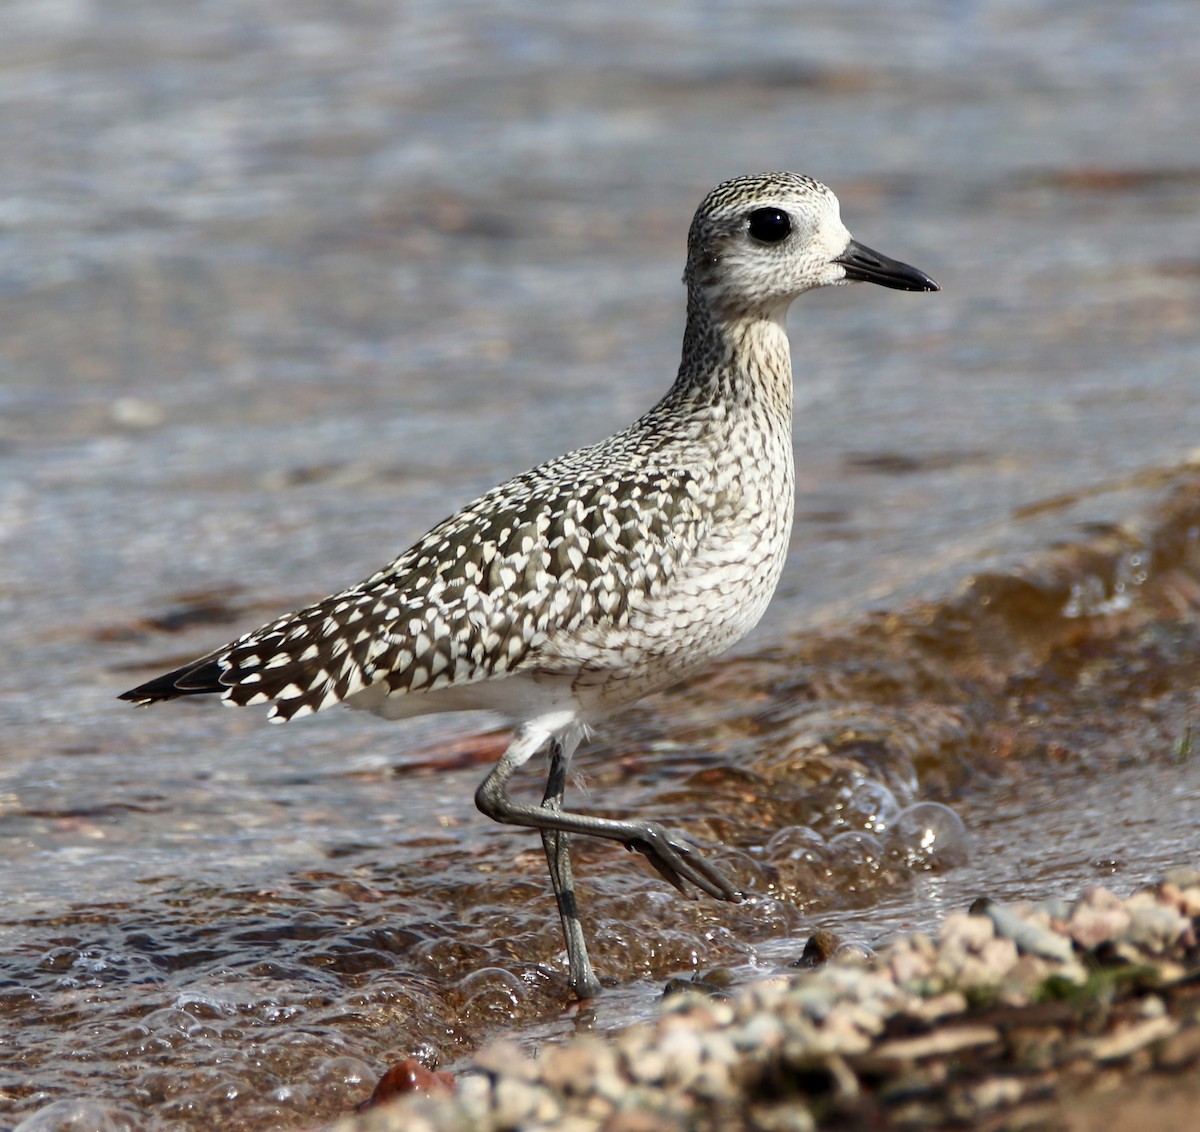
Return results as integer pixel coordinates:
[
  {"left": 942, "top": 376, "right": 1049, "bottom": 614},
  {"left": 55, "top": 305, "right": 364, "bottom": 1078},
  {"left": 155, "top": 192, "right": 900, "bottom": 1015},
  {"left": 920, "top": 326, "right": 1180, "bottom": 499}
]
[{"left": 119, "top": 656, "right": 225, "bottom": 705}]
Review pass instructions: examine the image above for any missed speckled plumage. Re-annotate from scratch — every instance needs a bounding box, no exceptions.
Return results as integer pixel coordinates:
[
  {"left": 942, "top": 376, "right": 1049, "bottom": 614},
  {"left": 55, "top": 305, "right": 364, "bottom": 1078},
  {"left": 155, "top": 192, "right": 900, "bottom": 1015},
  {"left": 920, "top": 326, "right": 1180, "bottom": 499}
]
[{"left": 122, "top": 172, "right": 938, "bottom": 997}]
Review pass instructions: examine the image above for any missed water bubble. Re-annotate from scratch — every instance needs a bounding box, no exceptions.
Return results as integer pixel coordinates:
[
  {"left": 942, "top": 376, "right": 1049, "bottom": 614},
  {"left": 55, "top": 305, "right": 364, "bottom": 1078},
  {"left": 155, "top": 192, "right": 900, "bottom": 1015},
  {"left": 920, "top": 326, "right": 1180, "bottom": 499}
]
[
  {"left": 764, "top": 826, "right": 831, "bottom": 898},
  {"left": 832, "top": 940, "right": 878, "bottom": 963},
  {"left": 714, "top": 846, "right": 772, "bottom": 892},
  {"left": 455, "top": 965, "right": 526, "bottom": 1022},
  {"left": 886, "top": 802, "right": 970, "bottom": 871},
  {"left": 826, "top": 830, "right": 887, "bottom": 890},
  {"left": 13, "top": 1099, "right": 136, "bottom": 1132},
  {"left": 36, "top": 947, "right": 80, "bottom": 973},
  {"left": 306, "top": 1055, "right": 382, "bottom": 1109},
  {"left": 844, "top": 778, "right": 901, "bottom": 834},
  {"left": 871, "top": 751, "right": 919, "bottom": 804},
  {"left": 420, "top": 936, "right": 492, "bottom": 976},
  {"left": 765, "top": 825, "right": 826, "bottom": 862},
  {"left": 826, "top": 830, "right": 885, "bottom": 872}
]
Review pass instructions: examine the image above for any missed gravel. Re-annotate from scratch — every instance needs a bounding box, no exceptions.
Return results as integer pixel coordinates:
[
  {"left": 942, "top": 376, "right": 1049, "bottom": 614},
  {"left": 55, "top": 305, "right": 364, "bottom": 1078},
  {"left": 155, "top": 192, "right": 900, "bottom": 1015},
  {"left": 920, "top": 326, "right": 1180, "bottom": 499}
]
[{"left": 330, "top": 868, "right": 1200, "bottom": 1130}]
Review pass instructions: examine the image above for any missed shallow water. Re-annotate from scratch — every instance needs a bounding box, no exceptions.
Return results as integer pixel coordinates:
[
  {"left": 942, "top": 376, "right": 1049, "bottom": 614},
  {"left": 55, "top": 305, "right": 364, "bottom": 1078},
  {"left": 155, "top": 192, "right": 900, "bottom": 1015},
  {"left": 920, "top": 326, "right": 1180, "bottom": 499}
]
[{"left": 2, "top": 1, "right": 1200, "bottom": 1127}]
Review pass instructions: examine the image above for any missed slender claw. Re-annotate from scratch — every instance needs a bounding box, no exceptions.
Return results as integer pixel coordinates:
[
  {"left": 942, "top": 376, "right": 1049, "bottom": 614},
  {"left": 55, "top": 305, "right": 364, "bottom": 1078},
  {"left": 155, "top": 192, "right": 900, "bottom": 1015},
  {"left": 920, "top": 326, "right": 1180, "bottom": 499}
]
[
  {"left": 685, "top": 849, "right": 744, "bottom": 904},
  {"left": 624, "top": 824, "right": 742, "bottom": 903},
  {"left": 635, "top": 845, "right": 697, "bottom": 897}
]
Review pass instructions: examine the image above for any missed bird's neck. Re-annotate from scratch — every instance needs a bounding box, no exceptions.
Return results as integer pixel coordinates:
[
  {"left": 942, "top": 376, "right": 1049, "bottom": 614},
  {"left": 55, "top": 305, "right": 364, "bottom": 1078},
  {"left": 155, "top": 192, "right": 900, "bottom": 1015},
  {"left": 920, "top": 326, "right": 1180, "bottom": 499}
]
[{"left": 663, "top": 299, "right": 794, "bottom": 418}]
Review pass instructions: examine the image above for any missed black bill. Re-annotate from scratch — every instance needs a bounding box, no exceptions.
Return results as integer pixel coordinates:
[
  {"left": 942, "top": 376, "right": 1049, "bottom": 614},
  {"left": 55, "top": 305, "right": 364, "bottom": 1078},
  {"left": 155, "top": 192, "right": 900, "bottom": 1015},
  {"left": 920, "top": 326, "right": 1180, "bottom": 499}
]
[{"left": 835, "top": 239, "right": 939, "bottom": 292}]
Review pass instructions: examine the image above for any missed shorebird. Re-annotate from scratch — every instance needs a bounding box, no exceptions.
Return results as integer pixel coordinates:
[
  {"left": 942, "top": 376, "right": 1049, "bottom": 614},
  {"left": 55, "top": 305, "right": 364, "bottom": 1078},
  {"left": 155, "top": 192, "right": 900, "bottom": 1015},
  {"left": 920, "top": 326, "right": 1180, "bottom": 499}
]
[{"left": 121, "top": 172, "right": 938, "bottom": 998}]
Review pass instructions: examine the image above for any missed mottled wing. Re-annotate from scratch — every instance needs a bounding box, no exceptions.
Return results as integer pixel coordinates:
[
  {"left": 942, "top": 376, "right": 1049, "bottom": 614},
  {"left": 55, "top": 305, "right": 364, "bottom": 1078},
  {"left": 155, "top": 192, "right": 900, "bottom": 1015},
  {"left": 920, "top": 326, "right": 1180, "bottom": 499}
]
[{"left": 125, "top": 461, "right": 713, "bottom": 722}]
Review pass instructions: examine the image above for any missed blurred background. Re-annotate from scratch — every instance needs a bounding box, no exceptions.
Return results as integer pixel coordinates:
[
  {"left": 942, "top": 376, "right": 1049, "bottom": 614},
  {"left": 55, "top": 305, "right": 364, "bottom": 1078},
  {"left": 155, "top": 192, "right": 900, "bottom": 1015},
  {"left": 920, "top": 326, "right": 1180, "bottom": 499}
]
[{"left": 1, "top": 2, "right": 1198, "bottom": 1128}]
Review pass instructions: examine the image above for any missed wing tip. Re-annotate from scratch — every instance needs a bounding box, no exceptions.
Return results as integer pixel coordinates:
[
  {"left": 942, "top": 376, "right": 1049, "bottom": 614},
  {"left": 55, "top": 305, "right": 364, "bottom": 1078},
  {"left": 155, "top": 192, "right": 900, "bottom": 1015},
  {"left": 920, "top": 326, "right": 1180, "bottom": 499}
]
[{"left": 118, "top": 658, "right": 225, "bottom": 705}]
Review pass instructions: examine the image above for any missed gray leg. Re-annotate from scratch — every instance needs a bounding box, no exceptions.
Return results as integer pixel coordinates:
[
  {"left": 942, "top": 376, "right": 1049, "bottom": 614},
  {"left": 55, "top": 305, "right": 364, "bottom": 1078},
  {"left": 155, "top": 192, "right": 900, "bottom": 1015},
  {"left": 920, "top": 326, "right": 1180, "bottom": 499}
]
[
  {"left": 540, "top": 736, "right": 601, "bottom": 999},
  {"left": 475, "top": 727, "right": 743, "bottom": 993}
]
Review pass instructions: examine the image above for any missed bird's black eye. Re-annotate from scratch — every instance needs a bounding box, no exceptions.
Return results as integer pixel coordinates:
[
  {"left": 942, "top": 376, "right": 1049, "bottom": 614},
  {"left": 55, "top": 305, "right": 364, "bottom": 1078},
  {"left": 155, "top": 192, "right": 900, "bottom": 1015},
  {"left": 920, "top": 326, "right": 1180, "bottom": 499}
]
[{"left": 747, "top": 207, "right": 791, "bottom": 243}]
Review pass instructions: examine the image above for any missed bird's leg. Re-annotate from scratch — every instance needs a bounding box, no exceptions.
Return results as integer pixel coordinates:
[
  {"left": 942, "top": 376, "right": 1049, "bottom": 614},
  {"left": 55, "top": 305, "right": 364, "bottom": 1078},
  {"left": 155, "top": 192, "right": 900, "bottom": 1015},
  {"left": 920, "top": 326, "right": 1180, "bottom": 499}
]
[
  {"left": 539, "top": 735, "right": 601, "bottom": 999},
  {"left": 475, "top": 728, "right": 743, "bottom": 964}
]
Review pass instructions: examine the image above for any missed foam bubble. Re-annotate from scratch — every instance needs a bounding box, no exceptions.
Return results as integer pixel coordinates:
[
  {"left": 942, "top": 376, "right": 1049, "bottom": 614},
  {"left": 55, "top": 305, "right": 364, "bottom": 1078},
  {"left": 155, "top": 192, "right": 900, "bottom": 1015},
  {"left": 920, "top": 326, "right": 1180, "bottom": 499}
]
[
  {"left": 14, "top": 1098, "right": 138, "bottom": 1131},
  {"left": 886, "top": 802, "right": 970, "bottom": 871}
]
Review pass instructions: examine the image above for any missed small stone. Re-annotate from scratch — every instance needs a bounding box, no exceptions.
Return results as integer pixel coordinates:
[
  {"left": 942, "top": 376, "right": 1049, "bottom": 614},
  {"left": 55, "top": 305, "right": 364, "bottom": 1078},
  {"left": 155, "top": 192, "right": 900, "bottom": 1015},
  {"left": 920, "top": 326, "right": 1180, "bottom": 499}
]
[
  {"left": 975, "top": 900, "right": 1075, "bottom": 963},
  {"left": 1140, "top": 995, "right": 1167, "bottom": 1019},
  {"left": 474, "top": 1039, "right": 537, "bottom": 1080},
  {"left": 731, "top": 1011, "right": 786, "bottom": 1052},
  {"left": 748, "top": 1104, "right": 816, "bottom": 1132},
  {"left": 939, "top": 911, "right": 996, "bottom": 952},
  {"left": 591, "top": 1063, "right": 629, "bottom": 1106},
  {"left": 998, "top": 954, "right": 1056, "bottom": 1002},
  {"left": 816, "top": 1005, "right": 873, "bottom": 1054},
  {"left": 604, "top": 1111, "right": 685, "bottom": 1132},
  {"left": 454, "top": 1074, "right": 492, "bottom": 1120},
  {"left": 985, "top": 929, "right": 1023, "bottom": 967},
  {"left": 491, "top": 1077, "right": 553, "bottom": 1126},
  {"left": 625, "top": 1045, "right": 667, "bottom": 1086},
  {"left": 888, "top": 935, "right": 935, "bottom": 986},
  {"left": 539, "top": 1036, "right": 618, "bottom": 1096},
  {"left": 357, "top": 1059, "right": 455, "bottom": 1111},
  {"left": 960, "top": 1075, "right": 1024, "bottom": 1114},
  {"left": 793, "top": 929, "right": 840, "bottom": 968},
  {"left": 1091, "top": 1016, "right": 1177, "bottom": 1062},
  {"left": 657, "top": 1023, "right": 705, "bottom": 1088},
  {"left": 740, "top": 975, "right": 790, "bottom": 1015},
  {"left": 1162, "top": 881, "right": 1200, "bottom": 919},
  {"left": 1067, "top": 887, "right": 1132, "bottom": 949},
  {"left": 691, "top": 1062, "right": 734, "bottom": 1100},
  {"left": 1123, "top": 898, "right": 1189, "bottom": 950},
  {"left": 701, "top": 966, "right": 738, "bottom": 988},
  {"left": 548, "top": 1114, "right": 597, "bottom": 1132},
  {"left": 871, "top": 1024, "right": 1001, "bottom": 1063},
  {"left": 911, "top": 990, "right": 968, "bottom": 1022}
]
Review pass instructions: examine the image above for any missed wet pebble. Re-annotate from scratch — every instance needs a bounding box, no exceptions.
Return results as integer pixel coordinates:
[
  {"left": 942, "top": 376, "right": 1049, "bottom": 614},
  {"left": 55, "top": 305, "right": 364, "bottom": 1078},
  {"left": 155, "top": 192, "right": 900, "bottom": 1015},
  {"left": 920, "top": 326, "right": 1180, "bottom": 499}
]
[
  {"left": 973, "top": 898, "right": 1076, "bottom": 965},
  {"left": 791, "top": 928, "right": 841, "bottom": 968},
  {"left": 358, "top": 1058, "right": 455, "bottom": 1111}
]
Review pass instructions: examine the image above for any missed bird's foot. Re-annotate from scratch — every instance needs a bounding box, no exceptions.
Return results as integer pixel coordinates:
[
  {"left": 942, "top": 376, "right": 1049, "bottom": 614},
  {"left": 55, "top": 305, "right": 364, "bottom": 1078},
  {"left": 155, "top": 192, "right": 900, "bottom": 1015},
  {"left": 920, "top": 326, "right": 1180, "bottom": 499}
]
[{"left": 623, "top": 822, "right": 743, "bottom": 903}]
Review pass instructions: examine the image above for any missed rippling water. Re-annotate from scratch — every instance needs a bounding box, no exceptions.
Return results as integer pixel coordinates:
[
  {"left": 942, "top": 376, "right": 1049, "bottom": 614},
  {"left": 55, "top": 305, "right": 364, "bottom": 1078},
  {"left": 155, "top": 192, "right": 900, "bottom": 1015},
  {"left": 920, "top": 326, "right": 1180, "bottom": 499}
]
[{"left": 2, "top": 2, "right": 1199, "bottom": 1127}]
